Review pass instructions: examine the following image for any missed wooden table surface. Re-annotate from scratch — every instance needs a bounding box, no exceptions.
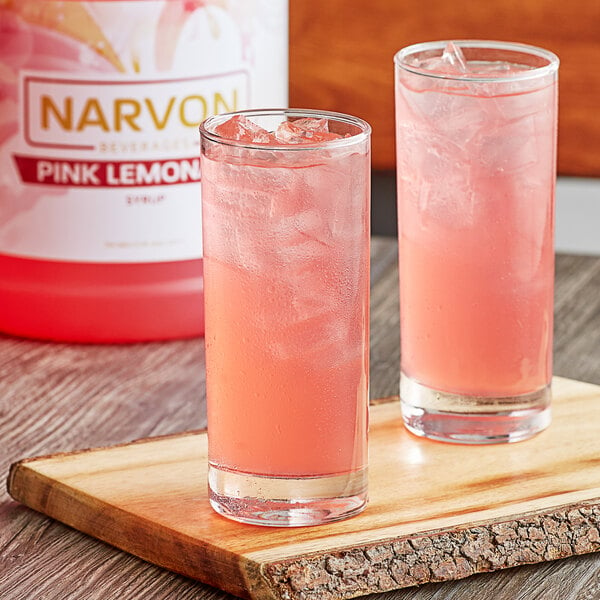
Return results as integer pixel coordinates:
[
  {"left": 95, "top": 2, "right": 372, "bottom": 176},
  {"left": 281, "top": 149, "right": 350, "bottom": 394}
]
[{"left": 2, "top": 236, "right": 600, "bottom": 600}]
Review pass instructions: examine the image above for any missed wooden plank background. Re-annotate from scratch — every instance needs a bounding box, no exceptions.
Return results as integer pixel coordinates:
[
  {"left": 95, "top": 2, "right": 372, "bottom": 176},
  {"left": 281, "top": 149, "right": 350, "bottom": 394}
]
[{"left": 289, "top": 0, "right": 600, "bottom": 176}]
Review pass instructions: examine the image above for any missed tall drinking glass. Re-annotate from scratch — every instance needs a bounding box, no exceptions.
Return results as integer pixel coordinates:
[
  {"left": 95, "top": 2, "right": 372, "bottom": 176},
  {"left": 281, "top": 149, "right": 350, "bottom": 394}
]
[
  {"left": 200, "top": 109, "right": 371, "bottom": 526},
  {"left": 394, "top": 41, "right": 559, "bottom": 443}
]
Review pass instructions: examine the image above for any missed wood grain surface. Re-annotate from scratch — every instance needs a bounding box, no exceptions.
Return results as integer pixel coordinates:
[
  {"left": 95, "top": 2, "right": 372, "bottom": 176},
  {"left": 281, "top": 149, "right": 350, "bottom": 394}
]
[
  {"left": 7, "top": 378, "right": 600, "bottom": 600},
  {"left": 289, "top": 0, "right": 600, "bottom": 176},
  {"left": 1, "top": 236, "right": 600, "bottom": 600}
]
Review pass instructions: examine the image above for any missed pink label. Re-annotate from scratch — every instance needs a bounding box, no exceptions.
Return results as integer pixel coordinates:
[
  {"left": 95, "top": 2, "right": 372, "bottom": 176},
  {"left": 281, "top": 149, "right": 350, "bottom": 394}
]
[{"left": 13, "top": 156, "right": 201, "bottom": 187}]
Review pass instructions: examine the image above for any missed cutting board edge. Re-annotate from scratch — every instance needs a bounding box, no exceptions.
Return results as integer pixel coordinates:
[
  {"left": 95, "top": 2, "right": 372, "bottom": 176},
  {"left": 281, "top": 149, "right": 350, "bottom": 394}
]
[
  {"left": 256, "top": 497, "right": 600, "bottom": 600},
  {"left": 9, "top": 459, "right": 600, "bottom": 600},
  {"left": 7, "top": 461, "right": 279, "bottom": 600}
]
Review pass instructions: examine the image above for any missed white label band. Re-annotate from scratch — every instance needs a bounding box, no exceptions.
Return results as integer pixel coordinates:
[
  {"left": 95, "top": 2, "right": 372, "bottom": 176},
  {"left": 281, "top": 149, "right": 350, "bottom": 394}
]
[{"left": 0, "top": 0, "right": 288, "bottom": 263}]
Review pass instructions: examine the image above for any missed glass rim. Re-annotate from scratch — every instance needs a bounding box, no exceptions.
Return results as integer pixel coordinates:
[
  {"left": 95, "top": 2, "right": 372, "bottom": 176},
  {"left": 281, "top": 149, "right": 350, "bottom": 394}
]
[
  {"left": 394, "top": 40, "right": 559, "bottom": 82},
  {"left": 199, "top": 108, "right": 371, "bottom": 151}
]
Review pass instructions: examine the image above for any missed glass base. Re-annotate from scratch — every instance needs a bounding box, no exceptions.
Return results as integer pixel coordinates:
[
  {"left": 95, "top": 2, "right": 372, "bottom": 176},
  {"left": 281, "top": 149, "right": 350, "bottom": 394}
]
[
  {"left": 400, "top": 373, "right": 552, "bottom": 444},
  {"left": 208, "top": 464, "right": 368, "bottom": 527}
]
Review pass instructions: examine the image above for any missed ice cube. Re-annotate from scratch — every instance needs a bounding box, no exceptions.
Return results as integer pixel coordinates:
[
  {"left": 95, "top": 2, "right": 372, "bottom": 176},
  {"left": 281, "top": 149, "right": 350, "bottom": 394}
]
[
  {"left": 214, "top": 115, "right": 274, "bottom": 144},
  {"left": 290, "top": 117, "right": 329, "bottom": 132},
  {"left": 441, "top": 41, "right": 468, "bottom": 73},
  {"left": 414, "top": 41, "right": 470, "bottom": 76},
  {"left": 275, "top": 118, "right": 342, "bottom": 144}
]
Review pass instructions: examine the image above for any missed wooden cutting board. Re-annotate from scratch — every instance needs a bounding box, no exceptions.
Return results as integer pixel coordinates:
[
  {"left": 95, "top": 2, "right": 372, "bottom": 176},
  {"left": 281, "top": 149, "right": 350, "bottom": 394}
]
[{"left": 8, "top": 376, "right": 600, "bottom": 600}]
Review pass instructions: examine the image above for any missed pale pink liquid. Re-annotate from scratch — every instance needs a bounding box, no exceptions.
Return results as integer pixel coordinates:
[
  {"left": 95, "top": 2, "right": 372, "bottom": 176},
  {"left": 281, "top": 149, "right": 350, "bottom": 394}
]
[
  {"left": 202, "top": 141, "right": 369, "bottom": 477},
  {"left": 396, "top": 65, "right": 557, "bottom": 397}
]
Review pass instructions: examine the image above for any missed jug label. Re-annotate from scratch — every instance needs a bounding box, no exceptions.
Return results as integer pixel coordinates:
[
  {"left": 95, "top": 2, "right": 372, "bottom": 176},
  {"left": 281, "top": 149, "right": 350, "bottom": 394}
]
[{"left": 0, "top": 0, "right": 288, "bottom": 262}]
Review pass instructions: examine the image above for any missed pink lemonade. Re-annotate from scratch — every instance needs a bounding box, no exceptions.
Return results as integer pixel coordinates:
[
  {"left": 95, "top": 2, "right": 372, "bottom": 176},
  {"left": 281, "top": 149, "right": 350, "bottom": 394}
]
[
  {"left": 395, "top": 41, "right": 559, "bottom": 443},
  {"left": 200, "top": 110, "right": 370, "bottom": 526}
]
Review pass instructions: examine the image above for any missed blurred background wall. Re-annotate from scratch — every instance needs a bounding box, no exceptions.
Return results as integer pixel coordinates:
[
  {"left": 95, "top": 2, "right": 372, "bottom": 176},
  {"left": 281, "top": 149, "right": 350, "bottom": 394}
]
[{"left": 289, "top": 0, "right": 600, "bottom": 176}]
